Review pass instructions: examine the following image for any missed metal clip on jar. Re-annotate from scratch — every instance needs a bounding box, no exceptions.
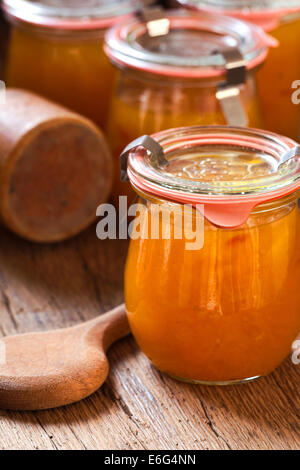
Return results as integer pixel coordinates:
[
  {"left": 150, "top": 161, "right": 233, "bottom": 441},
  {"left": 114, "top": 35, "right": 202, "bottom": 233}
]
[
  {"left": 122, "top": 125, "right": 300, "bottom": 384},
  {"left": 3, "top": 0, "right": 149, "bottom": 128},
  {"left": 177, "top": 0, "right": 300, "bottom": 140},
  {"left": 105, "top": 8, "right": 274, "bottom": 203}
]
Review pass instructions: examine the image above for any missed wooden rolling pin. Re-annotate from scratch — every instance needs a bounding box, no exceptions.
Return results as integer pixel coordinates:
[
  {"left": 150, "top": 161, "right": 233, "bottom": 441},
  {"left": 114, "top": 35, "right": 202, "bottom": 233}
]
[{"left": 0, "top": 88, "right": 113, "bottom": 242}]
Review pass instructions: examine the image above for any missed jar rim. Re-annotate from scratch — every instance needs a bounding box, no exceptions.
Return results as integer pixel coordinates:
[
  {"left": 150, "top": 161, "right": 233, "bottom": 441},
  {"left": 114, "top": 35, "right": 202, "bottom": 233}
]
[
  {"left": 105, "top": 10, "right": 271, "bottom": 78},
  {"left": 177, "top": 0, "right": 300, "bottom": 29},
  {"left": 2, "top": 0, "right": 144, "bottom": 30},
  {"left": 125, "top": 126, "right": 300, "bottom": 228},
  {"left": 178, "top": 0, "right": 300, "bottom": 14}
]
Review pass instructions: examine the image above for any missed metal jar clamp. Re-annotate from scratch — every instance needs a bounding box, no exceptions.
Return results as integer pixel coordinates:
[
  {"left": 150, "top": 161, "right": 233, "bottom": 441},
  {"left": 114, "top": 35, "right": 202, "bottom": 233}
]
[{"left": 138, "top": 7, "right": 249, "bottom": 126}]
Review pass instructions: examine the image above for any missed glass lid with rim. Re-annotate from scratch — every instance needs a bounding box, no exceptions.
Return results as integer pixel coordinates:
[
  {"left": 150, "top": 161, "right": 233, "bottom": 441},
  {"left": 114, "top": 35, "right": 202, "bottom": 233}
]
[
  {"left": 178, "top": 1, "right": 300, "bottom": 12},
  {"left": 124, "top": 126, "right": 300, "bottom": 228},
  {"left": 125, "top": 126, "right": 300, "bottom": 197},
  {"left": 2, "top": 0, "right": 148, "bottom": 29},
  {"left": 105, "top": 10, "right": 271, "bottom": 78}
]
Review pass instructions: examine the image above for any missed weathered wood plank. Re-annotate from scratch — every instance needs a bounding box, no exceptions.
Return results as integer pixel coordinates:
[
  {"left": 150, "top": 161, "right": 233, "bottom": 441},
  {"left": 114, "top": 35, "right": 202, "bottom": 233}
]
[{"left": 0, "top": 224, "right": 299, "bottom": 450}]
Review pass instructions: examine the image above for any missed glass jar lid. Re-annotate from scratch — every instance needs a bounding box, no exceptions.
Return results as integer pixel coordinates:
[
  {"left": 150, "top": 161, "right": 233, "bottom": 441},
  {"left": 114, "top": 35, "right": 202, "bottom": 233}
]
[
  {"left": 122, "top": 126, "right": 300, "bottom": 228},
  {"left": 178, "top": 0, "right": 300, "bottom": 12},
  {"left": 178, "top": 1, "right": 300, "bottom": 30},
  {"left": 105, "top": 9, "right": 272, "bottom": 78},
  {"left": 2, "top": 0, "right": 147, "bottom": 30}
]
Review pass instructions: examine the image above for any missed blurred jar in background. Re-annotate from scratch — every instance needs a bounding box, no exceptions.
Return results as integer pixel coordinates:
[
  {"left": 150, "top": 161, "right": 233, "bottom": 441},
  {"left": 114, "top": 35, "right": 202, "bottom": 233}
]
[
  {"left": 177, "top": 0, "right": 300, "bottom": 141},
  {"left": 0, "top": 9, "right": 10, "bottom": 79},
  {"left": 3, "top": 0, "right": 147, "bottom": 129},
  {"left": 105, "top": 9, "right": 272, "bottom": 202}
]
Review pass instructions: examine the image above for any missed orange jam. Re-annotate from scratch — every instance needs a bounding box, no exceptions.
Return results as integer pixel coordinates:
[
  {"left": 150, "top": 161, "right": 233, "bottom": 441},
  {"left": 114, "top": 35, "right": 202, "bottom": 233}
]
[
  {"left": 5, "top": 28, "right": 114, "bottom": 129},
  {"left": 105, "top": 10, "right": 270, "bottom": 203},
  {"left": 107, "top": 73, "right": 262, "bottom": 202},
  {"left": 123, "top": 126, "right": 300, "bottom": 384},
  {"left": 3, "top": 0, "right": 144, "bottom": 128},
  {"left": 177, "top": 1, "right": 300, "bottom": 140},
  {"left": 256, "top": 14, "right": 300, "bottom": 140}
]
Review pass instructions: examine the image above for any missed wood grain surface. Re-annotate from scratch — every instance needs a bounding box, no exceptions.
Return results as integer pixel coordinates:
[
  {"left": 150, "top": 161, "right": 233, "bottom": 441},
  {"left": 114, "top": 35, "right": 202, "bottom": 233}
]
[
  {"left": 0, "top": 223, "right": 299, "bottom": 450},
  {"left": 0, "top": 11, "right": 299, "bottom": 453}
]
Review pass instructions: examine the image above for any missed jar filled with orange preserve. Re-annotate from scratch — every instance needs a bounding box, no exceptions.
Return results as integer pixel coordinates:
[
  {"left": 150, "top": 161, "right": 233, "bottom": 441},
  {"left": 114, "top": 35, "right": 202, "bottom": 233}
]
[
  {"left": 3, "top": 0, "right": 146, "bottom": 128},
  {"left": 105, "top": 9, "right": 273, "bottom": 202},
  {"left": 177, "top": 0, "right": 300, "bottom": 141},
  {"left": 122, "top": 126, "right": 300, "bottom": 384}
]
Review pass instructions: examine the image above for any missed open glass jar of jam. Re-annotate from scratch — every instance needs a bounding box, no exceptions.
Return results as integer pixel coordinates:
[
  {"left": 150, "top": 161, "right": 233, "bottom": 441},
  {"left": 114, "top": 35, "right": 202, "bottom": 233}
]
[
  {"left": 123, "top": 125, "right": 300, "bottom": 384},
  {"left": 3, "top": 0, "right": 146, "bottom": 128},
  {"left": 177, "top": 1, "right": 300, "bottom": 141},
  {"left": 105, "top": 9, "right": 273, "bottom": 202}
]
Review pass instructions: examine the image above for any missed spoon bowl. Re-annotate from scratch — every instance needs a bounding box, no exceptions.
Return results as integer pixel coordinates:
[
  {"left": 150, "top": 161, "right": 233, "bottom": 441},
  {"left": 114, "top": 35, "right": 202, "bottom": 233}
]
[{"left": 0, "top": 304, "right": 129, "bottom": 410}]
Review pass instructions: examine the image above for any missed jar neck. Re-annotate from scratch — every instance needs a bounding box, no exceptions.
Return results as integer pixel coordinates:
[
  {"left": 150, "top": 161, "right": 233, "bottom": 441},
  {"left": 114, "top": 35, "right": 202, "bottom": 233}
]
[
  {"left": 133, "top": 186, "right": 300, "bottom": 217},
  {"left": 10, "top": 20, "right": 107, "bottom": 41},
  {"left": 3, "top": 0, "right": 141, "bottom": 35},
  {"left": 114, "top": 65, "right": 258, "bottom": 89}
]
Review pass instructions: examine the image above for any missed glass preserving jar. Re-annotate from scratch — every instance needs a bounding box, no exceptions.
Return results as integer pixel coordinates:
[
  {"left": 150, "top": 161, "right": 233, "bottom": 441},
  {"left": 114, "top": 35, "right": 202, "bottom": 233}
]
[
  {"left": 3, "top": 0, "right": 147, "bottom": 129},
  {"left": 177, "top": 1, "right": 300, "bottom": 141},
  {"left": 105, "top": 9, "right": 273, "bottom": 202},
  {"left": 122, "top": 125, "right": 300, "bottom": 384}
]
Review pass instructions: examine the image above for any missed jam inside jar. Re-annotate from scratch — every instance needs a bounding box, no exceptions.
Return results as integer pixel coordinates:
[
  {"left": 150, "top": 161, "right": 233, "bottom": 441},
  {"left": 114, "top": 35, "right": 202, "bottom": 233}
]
[
  {"left": 123, "top": 126, "right": 300, "bottom": 384},
  {"left": 3, "top": 0, "right": 144, "bottom": 128},
  {"left": 177, "top": 0, "right": 300, "bottom": 141},
  {"left": 105, "top": 10, "right": 271, "bottom": 203}
]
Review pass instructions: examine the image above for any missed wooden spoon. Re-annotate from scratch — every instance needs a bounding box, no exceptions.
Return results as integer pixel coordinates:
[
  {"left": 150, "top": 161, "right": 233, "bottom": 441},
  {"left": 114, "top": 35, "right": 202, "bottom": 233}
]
[{"left": 0, "top": 304, "right": 129, "bottom": 411}]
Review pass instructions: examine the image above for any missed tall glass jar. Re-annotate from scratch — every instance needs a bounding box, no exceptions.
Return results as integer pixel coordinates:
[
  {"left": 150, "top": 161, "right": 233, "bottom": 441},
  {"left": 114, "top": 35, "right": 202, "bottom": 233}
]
[
  {"left": 177, "top": 1, "right": 300, "bottom": 141},
  {"left": 123, "top": 126, "right": 300, "bottom": 384},
  {"left": 105, "top": 10, "right": 272, "bottom": 202},
  {"left": 3, "top": 0, "right": 146, "bottom": 129}
]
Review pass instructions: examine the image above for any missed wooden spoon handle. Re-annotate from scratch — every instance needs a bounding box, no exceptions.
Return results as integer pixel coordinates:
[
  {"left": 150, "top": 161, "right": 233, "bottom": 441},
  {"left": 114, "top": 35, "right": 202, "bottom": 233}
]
[{"left": 84, "top": 304, "right": 130, "bottom": 351}]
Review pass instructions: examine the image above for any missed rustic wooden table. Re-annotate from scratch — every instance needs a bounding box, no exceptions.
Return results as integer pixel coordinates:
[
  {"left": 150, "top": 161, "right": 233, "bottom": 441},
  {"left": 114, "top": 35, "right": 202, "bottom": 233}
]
[
  {"left": 0, "top": 11, "right": 299, "bottom": 452},
  {"left": 0, "top": 224, "right": 299, "bottom": 450}
]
